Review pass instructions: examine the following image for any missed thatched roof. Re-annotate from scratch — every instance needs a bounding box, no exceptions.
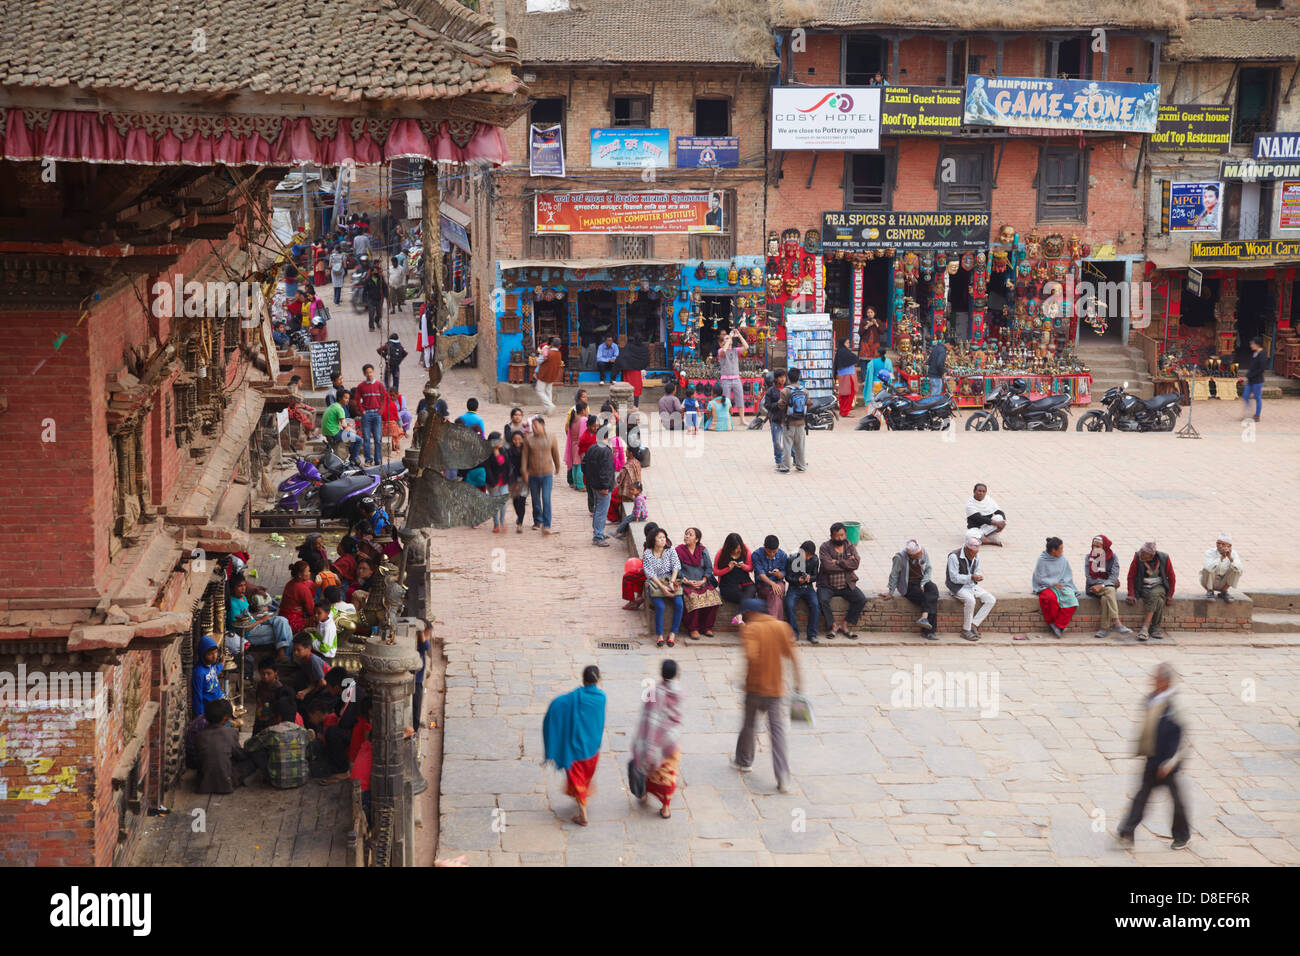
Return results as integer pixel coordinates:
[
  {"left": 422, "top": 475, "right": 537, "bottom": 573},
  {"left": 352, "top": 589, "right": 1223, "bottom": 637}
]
[
  {"left": 1166, "top": 16, "right": 1300, "bottom": 61},
  {"left": 770, "top": 0, "right": 1186, "bottom": 31}
]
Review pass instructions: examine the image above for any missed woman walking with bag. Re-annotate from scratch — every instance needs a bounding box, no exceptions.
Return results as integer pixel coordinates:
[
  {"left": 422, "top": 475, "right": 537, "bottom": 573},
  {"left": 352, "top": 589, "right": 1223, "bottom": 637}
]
[
  {"left": 643, "top": 527, "right": 683, "bottom": 648},
  {"left": 631, "top": 659, "right": 684, "bottom": 819},
  {"left": 676, "top": 527, "right": 720, "bottom": 640}
]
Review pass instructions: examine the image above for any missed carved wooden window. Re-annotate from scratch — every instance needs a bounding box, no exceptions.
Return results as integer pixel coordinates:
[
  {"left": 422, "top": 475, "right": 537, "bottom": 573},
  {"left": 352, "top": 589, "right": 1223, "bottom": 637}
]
[{"left": 110, "top": 424, "right": 148, "bottom": 551}]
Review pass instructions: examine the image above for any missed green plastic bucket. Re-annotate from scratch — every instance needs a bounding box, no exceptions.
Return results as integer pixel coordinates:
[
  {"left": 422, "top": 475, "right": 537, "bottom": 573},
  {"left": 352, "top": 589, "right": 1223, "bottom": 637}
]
[{"left": 844, "top": 521, "right": 862, "bottom": 545}]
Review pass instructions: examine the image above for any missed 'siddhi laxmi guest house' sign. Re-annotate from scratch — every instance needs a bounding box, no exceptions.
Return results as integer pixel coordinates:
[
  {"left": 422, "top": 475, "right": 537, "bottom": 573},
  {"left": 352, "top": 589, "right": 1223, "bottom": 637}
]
[{"left": 963, "top": 76, "right": 1160, "bottom": 134}]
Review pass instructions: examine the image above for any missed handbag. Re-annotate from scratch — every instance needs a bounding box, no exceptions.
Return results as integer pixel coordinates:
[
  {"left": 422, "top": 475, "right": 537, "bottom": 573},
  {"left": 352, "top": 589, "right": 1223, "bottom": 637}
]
[
  {"left": 646, "top": 578, "right": 675, "bottom": 599},
  {"left": 682, "top": 580, "right": 721, "bottom": 611},
  {"left": 627, "top": 758, "right": 646, "bottom": 799}
]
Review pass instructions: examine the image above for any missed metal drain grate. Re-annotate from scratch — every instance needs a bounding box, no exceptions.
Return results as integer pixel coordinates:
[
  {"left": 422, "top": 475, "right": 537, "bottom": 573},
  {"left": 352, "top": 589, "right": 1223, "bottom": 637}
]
[{"left": 597, "top": 641, "right": 634, "bottom": 650}]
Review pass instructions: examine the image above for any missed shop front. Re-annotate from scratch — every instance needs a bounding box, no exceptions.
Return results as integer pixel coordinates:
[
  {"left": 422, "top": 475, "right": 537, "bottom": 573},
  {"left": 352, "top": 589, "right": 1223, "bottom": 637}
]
[
  {"left": 1145, "top": 239, "right": 1300, "bottom": 387},
  {"left": 815, "top": 212, "right": 1094, "bottom": 407}
]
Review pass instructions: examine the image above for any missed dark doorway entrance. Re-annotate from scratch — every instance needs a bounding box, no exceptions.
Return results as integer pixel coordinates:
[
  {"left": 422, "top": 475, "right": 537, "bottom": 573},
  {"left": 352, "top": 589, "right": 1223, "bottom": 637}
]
[
  {"left": 577, "top": 290, "right": 616, "bottom": 369},
  {"left": 626, "top": 290, "right": 664, "bottom": 346},
  {"left": 698, "top": 296, "right": 734, "bottom": 357},
  {"left": 1236, "top": 279, "right": 1272, "bottom": 357}
]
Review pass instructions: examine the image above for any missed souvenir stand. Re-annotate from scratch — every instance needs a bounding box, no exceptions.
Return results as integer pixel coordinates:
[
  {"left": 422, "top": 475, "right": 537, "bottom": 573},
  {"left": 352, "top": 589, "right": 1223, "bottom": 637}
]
[
  {"left": 890, "top": 227, "right": 1094, "bottom": 404},
  {"left": 785, "top": 314, "right": 835, "bottom": 403},
  {"left": 670, "top": 258, "right": 770, "bottom": 413}
]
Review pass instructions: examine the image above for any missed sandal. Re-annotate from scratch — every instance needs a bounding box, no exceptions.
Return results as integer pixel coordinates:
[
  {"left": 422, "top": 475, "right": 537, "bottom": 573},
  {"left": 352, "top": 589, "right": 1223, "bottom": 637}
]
[
  {"left": 656, "top": 638, "right": 665, "bottom": 647},
  {"left": 571, "top": 815, "right": 588, "bottom": 827},
  {"left": 667, "top": 636, "right": 676, "bottom": 647}
]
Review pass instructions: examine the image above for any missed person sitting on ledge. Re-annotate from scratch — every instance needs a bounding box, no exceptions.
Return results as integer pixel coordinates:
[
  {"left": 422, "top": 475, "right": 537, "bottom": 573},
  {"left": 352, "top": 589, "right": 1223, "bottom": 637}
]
[
  {"left": 1126, "top": 541, "right": 1176, "bottom": 643},
  {"left": 881, "top": 538, "right": 939, "bottom": 641},
  {"left": 1200, "top": 534, "right": 1242, "bottom": 602},
  {"left": 1032, "top": 536, "right": 1078, "bottom": 638},
  {"left": 817, "top": 523, "right": 867, "bottom": 640},
  {"left": 965, "top": 483, "right": 1006, "bottom": 546},
  {"left": 1085, "top": 534, "right": 1133, "bottom": 638}
]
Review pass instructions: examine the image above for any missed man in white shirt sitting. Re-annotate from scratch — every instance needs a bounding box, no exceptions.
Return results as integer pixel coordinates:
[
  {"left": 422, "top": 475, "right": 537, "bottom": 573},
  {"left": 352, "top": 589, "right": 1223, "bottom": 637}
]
[{"left": 1200, "top": 533, "right": 1243, "bottom": 602}]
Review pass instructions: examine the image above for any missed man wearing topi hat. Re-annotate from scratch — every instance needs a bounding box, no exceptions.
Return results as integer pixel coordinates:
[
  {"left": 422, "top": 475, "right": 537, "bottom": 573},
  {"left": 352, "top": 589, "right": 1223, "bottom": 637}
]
[
  {"left": 945, "top": 534, "right": 995, "bottom": 642},
  {"left": 881, "top": 539, "right": 940, "bottom": 641},
  {"left": 1200, "top": 534, "right": 1243, "bottom": 602}
]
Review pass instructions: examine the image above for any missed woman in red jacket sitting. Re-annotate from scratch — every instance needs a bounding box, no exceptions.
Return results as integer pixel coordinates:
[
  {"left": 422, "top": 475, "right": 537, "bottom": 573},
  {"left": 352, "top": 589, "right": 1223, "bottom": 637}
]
[{"left": 279, "top": 560, "right": 316, "bottom": 634}]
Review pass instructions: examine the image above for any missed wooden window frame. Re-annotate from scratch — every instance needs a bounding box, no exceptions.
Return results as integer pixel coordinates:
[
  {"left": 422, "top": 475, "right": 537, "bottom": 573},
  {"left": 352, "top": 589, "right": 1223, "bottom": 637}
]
[{"left": 1035, "top": 145, "right": 1089, "bottom": 222}]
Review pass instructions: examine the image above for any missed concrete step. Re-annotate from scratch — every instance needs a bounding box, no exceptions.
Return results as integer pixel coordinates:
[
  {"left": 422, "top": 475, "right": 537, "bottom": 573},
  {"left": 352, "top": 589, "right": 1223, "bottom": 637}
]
[
  {"left": 1252, "top": 612, "right": 1300, "bottom": 633},
  {"left": 1246, "top": 590, "right": 1300, "bottom": 612}
]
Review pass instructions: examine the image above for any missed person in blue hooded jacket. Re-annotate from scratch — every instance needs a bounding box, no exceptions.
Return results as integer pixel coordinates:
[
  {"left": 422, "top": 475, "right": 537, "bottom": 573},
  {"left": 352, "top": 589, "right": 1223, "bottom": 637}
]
[
  {"left": 542, "top": 665, "right": 606, "bottom": 827},
  {"left": 192, "top": 634, "right": 225, "bottom": 718}
]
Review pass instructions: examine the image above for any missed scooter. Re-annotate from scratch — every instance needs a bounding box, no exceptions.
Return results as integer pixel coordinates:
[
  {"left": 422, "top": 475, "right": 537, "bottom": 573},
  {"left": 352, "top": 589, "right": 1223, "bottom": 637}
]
[
  {"left": 315, "top": 451, "right": 409, "bottom": 515},
  {"left": 1077, "top": 381, "right": 1182, "bottom": 432},
  {"left": 965, "top": 380, "right": 1071, "bottom": 431},
  {"left": 856, "top": 384, "right": 957, "bottom": 431},
  {"left": 275, "top": 457, "right": 379, "bottom": 524}
]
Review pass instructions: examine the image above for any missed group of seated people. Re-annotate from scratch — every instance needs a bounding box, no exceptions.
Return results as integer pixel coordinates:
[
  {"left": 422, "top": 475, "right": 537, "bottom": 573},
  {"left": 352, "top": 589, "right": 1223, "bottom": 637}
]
[{"left": 620, "top": 478, "right": 1245, "bottom": 645}]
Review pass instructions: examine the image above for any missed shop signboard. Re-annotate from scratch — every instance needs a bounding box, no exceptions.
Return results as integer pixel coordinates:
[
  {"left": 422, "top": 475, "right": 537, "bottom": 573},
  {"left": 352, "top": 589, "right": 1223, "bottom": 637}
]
[
  {"left": 1187, "top": 267, "right": 1203, "bottom": 297},
  {"left": 771, "top": 87, "right": 881, "bottom": 150},
  {"left": 822, "top": 209, "right": 991, "bottom": 251},
  {"left": 879, "top": 86, "right": 964, "bottom": 136},
  {"left": 1220, "top": 158, "right": 1300, "bottom": 180},
  {"left": 529, "top": 123, "right": 565, "bottom": 177},
  {"left": 1163, "top": 181, "right": 1224, "bottom": 233},
  {"left": 533, "top": 191, "right": 722, "bottom": 234},
  {"left": 1191, "top": 238, "right": 1300, "bottom": 262},
  {"left": 590, "top": 128, "right": 670, "bottom": 169},
  {"left": 308, "top": 340, "right": 342, "bottom": 389},
  {"left": 1278, "top": 181, "right": 1300, "bottom": 230},
  {"left": 1253, "top": 132, "right": 1300, "bottom": 161},
  {"left": 1151, "top": 104, "right": 1233, "bottom": 154},
  {"left": 676, "top": 136, "right": 739, "bottom": 168},
  {"left": 962, "top": 76, "right": 1160, "bottom": 133}
]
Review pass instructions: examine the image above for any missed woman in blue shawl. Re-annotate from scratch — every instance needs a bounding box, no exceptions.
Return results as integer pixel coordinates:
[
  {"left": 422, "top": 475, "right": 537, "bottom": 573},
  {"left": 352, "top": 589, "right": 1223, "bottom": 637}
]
[{"left": 543, "top": 665, "right": 606, "bottom": 826}]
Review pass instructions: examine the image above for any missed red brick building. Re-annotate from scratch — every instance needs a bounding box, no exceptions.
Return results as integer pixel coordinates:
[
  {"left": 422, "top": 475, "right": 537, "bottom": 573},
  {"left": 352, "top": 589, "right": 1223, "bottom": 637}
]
[
  {"left": 476, "top": 0, "right": 774, "bottom": 399},
  {"left": 768, "top": 3, "right": 1181, "bottom": 405},
  {"left": 0, "top": 0, "right": 523, "bottom": 865}
]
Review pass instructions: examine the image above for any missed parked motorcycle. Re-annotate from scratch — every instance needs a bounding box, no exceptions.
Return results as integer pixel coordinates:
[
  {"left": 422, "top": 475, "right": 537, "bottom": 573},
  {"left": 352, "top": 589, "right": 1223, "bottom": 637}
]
[
  {"left": 856, "top": 384, "right": 957, "bottom": 431},
  {"left": 275, "top": 457, "right": 379, "bottom": 524},
  {"left": 965, "top": 379, "right": 1071, "bottom": 431},
  {"left": 1076, "top": 381, "right": 1182, "bottom": 432},
  {"left": 315, "top": 451, "right": 408, "bottom": 515}
]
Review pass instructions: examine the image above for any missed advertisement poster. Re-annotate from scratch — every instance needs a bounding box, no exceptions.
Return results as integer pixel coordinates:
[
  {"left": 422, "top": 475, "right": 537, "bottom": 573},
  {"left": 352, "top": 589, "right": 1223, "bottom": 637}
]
[
  {"left": 1279, "top": 181, "right": 1300, "bottom": 230},
  {"left": 963, "top": 76, "right": 1160, "bottom": 133},
  {"left": 771, "top": 87, "right": 881, "bottom": 150},
  {"left": 533, "top": 191, "right": 722, "bottom": 234},
  {"left": 1151, "top": 104, "right": 1232, "bottom": 154},
  {"left": 528, "top": 123, "right": 565, "bottom": 177},
  {"left": 676, "top": 136, "right": 740, "bottom": 168},
  {"left": 1192, "top": 238, "right": 1300, "bottom": 262},
  {"left": 822, "top": 209, "right": 991, "bottom": 250},
  {"left": 1166, "top": 181, "right": 1224, "bottom": 233},
  {"left": 589, "top": 128, "right": 669, "bottom": 169},
  {"left": 880, "top": 86, "right": 964, "bottom": 136}
]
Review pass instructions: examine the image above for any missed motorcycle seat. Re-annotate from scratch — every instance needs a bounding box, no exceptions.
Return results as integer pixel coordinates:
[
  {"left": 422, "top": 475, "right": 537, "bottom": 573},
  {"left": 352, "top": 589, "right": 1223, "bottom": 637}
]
[
  {"left": 1143, "top": 393, "right": 1181, "bottom": 410},
  {"left": 364, "top": 461, "right": 407, "bottom": 477},
  {"left": 913, "top": 395, "right": 949, "bottom": 410},
  {"left": 1028, "top": 394, "right": 1071, "bottom": 411},
  {"left": 319, "top": 474, "right": 376, "bottom": 508}
]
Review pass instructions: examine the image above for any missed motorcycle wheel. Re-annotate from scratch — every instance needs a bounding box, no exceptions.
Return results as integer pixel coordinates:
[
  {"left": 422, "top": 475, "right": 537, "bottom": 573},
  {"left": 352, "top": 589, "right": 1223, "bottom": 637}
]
[
  {"left": 965, "top": 412, "right": 998, "bottom": 432},
  {"left": 379, "top": 479, "right": 408, "bottom": 517},
  {"left": 351, "top": 290, "right": 366, "bottom": 314},
  {"left": 1047, "top": 410, "right": 1069, "bottom": 431},
  {"left": 1076, "top": 411, "right": 1111, "bottom": 432},
  {"left": 856, "top": 416, "right": 881, "bottom": 431},
  {"left": 1157, "top": 408, "right": 1179, "bottom": 432}
]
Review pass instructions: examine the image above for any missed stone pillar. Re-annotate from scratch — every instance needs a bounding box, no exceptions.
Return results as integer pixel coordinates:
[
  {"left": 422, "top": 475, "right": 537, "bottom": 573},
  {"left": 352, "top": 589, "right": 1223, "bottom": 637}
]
[{"left": 360, "top": 636, "right": 422, "bottom": 866}]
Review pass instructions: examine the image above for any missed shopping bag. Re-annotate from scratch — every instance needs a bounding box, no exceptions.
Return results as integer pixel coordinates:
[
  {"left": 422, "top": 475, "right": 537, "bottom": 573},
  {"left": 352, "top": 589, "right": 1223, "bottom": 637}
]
[
  {"left": 788, "top": 692, "right": 815, "bottom": 728},
  {"left": 627, "top": 758, "right": 647, "bottom": 799}
]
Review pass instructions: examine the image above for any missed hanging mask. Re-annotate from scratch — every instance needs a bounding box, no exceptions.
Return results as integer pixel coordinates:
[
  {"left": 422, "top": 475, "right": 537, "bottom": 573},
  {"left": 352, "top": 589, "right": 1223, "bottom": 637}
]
[
  {"left": 1068, "top": 234, "right": 1083, "bottom": 260},
  {"left": 804, "top": 229, "right": 821, "bottom": 254},
  {"left": 728, "top": 266, "right": 739, "bottom": 285},
  {"left": 751, "top": 267, "right": 763, "bottom": 285},
  {"left": 961, "top": 252, "right": 975, "bottom": 272},
  {"left": 1043, "top": 234, "right": 1066, "bottom": 259},
  {"left": 738, "top": 269, "right": 749, "bottom": 286},
  {"left": 997, "top": 225, "right": 1015, "bottom": 244},
  {"left": 705, "top": 267, "right": 717, "bottom": 280},
  {"left": 694, "top": 263, "right": 706, "bottom": 280},
  {"left": 767, "top": 232, "right": 780, "bottom": 257},
  {"left": 785, "top": 276, "right": 800, "bottom": 295},
  {"left": 799, "top": 276, "right": 814, "bottom": 295},
  {"left": 767, "top": 276, "right": 783, "bottom": 297}
]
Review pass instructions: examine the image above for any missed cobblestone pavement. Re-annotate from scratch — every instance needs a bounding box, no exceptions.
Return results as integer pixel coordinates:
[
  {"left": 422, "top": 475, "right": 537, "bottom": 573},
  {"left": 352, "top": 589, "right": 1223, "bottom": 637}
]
[{"left": 420, "top": 365, "right": 1300, "bottom": 866}]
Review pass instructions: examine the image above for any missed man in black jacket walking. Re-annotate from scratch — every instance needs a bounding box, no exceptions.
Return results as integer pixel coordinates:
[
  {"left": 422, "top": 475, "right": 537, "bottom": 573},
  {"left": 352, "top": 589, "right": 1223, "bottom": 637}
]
[
  {"left": 763, "top": 369, "right": 787, "bottom": 471},
  {"left": 582, "top": 429, "right": 616, "bottom": 547},
  {"left": 1117, "top": 662, "right": 1191, "bottom": 850}
]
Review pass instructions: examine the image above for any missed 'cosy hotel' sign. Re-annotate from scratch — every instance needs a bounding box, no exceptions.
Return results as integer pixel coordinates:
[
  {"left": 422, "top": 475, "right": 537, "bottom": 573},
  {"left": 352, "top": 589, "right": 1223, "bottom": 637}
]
[{"left": 771, "top": 87, "right": 881, "bottom": 151}]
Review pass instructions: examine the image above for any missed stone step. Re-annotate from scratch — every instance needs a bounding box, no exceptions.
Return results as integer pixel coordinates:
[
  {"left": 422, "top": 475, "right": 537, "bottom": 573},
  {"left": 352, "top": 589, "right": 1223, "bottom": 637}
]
[
  {"left": 1246, "top": 590, "right": 1300, "bottom": 611},
  {"left": 1252, "top": 612, "right": 1300, "bottom": 633}
]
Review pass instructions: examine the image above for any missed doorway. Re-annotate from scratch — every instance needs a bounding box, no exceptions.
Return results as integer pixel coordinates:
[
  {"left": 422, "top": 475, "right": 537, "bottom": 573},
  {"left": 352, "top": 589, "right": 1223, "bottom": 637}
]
[
  {"left": 626, "top": 290, "right": 664, "bottom": 346},
  {"left": 1078, "top": 260, "right": 1128, "bottom": 343},
  {"left": 1236, "top": 279, "right": 1273, "bottom": 357},
  {"left": 697, "top": 296, "right": 734, "bottom": 357},
  {"left": 577, "top": 291, "right": 617, "bottom": 369},
  {"left": 533, "top": 298, "right": 568, "bottom": 360}
]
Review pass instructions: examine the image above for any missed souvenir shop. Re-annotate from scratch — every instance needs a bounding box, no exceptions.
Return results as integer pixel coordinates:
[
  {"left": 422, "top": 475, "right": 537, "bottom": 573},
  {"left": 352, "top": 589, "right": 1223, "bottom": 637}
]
[
  {"left": 1144, "top": 246, "right": 1300, "bottom": 391},
  {"left": 494, "top": 260, "right": 679, "bottom": 384},
  {"left": 668, "top": 255, "right": 770, "bottom": 414},
  {"left": 810, "top": 216, "right": 1095, "bottom": 408}
]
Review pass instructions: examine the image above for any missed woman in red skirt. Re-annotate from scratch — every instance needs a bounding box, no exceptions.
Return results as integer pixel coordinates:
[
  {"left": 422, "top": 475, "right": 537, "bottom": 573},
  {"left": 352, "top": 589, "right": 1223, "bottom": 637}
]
[
  {"left": 1032, "top": 536, "right": 1079, "bottom": 637},
  {"left": 542, "top": 666, "right": 606, "bottom": 827}
]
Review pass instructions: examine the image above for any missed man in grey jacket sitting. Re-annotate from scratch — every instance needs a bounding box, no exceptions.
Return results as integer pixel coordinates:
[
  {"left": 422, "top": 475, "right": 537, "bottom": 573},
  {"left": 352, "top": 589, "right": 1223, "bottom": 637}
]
[
  {"left": 880, "top": 539, "right": 939, "bottom": 641},
  {"left": 946, "top": 534, "right": 995, "bottom": 641}
]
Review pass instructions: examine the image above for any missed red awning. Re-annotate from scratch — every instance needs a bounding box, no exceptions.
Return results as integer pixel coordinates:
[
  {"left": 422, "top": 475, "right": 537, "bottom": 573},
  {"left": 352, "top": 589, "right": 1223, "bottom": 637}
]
[{"left": 1, "top": 108, "right": 509, "bottom": 167}]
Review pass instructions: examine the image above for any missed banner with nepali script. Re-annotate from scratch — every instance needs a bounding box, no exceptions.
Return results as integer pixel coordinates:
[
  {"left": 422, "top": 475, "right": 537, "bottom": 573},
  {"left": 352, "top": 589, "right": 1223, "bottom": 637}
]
[
  {"left": 963, "top": 76, "right": 1160, "bottom": 133},
  {"left": 533, "top": 192, "right": 722, "bottom": 234}
]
